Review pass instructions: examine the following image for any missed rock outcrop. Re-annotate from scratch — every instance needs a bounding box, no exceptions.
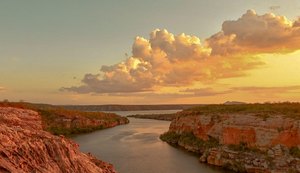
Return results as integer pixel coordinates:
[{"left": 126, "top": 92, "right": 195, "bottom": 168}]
[
  {"left": 169, "top": 112, "right": 300, "bottom": 148},
  {"left": 0, "top": 107, "right": 117, "bottom": 173},
  {"left": 162, "top": 108, "right": 300, "bottom": 172},
  {"left": 0, "top": 102, "right": 129, "bottom": 136},
  {"left": 42, "top": 110, "right": 129, "bottom": 136}
]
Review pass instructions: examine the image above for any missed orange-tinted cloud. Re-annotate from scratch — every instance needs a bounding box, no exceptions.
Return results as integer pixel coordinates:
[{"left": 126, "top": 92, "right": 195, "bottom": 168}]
[
  {"left": 106, "top": 87, "right": 232, "bottom": 99},
  {"left": 233, "top": 85, "right": 300, "bottom": 95},
  {"left": 63, "top": 10, "right": 300, "bottom": 94},
  {"left": 208, "top": 10, "right": 300, "bottom": 55},
  {"left": 180, "top": 88, "right": 232, "bottom": 96}
]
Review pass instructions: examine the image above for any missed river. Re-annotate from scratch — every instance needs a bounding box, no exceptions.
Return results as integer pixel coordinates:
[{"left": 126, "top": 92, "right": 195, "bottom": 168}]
[{"left": 72, "top": 110, "right": 228, "bottom": 173}]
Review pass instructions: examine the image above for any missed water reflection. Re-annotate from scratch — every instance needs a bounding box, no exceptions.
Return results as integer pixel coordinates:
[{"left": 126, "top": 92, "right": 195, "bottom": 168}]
[{"left": 72, "top": 113, "right": 228, "bottom": 173}]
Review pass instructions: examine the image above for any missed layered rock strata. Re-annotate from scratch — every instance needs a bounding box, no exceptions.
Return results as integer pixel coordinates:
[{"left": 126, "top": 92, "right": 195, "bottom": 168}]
[
  {"left": 0, "top": 107, "right": 117, "bottom": 173},
  {"left": 162, "top": 112, "right": 300, "bottom": 172}
]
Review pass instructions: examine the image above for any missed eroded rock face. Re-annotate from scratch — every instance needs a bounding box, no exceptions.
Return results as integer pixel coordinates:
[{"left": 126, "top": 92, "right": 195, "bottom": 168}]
[
  {"left": 170, "top": 113, "right": 300, "bottom": 148},
  {"left": 0, "top": 107, "right": 117, "bottom": 173},
  {"left": 167, "top": 113, "right": 300, "bottom": 172}
]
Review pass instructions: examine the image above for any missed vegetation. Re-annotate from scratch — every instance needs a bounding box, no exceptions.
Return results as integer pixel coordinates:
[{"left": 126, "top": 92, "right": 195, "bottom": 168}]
[
  {"left": 48, "top": 125, "right": 104, "bottom": 136},
  {"left": 160, "top": 131, "right": 181, "bottom": 144},
  {"left": 160, "top": 131, "right": 219, "bottom": 150},
  {"left": 184, "top": 102, "right": 300, "bottom": 119},
  {"left": 228, "top": 142, "right": 262, "bottom": 153},
  {"left": 223, "top": 162, "right": 246, "bottom": 172},
  {"left": 289, "top": 147, "right": 300, "bottom": 158},
  {"left": 0, "top": 101, "right": 129, "bottom": 136}
]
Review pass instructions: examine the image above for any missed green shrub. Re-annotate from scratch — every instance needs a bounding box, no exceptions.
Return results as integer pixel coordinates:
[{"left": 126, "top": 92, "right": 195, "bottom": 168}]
[
  {"left": 160, "top": 131, "right": 180, "bottom": 144},
  {"left": 290, "top": 147, "right": 300, "bottom": 158},
  {"left": 160, "top": 131, "right": 219, "bottom": 149}
]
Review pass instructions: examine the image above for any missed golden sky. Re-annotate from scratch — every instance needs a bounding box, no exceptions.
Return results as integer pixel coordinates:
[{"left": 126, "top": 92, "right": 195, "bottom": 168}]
[{"left": 1, "top": 1, "right": 300, "bottom": 104}]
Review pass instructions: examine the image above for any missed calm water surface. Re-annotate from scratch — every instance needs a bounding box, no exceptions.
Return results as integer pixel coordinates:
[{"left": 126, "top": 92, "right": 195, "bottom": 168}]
[{"left": 72, "top": 110, "right": 227, "bottom": 173}]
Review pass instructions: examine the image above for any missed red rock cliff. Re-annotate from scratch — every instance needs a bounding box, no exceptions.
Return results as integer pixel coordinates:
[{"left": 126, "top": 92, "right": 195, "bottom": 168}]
[
  {"left": 163, "top": 110, "right": 300, "bottom": 172},
  {"left": 0, "top": 107, "right": 117, "bottom": 173},
  {"left": 170, "top": 112, "right": 300, "bottom": 148}
]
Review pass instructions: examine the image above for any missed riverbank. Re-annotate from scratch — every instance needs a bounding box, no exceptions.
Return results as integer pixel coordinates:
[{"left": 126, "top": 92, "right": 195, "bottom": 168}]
[
  {"left": 127, "top": 113, "right": 177, "bottom": 121},
  {"left": 161, "top": 103, "right": 300, "bottom": 172}
]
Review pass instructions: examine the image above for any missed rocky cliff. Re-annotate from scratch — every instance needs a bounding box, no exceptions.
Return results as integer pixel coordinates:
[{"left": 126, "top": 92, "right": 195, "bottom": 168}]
[
  {"left": 0, "top": 107, "right": 117, "bottom": 173},
  {"left": 40, "top": 109, "right": 129, "bottom": 136},
  {"left": 161, "top": 104, "right": 300, "bottom": 172},
  {"left": 0, "top": 102, "right": 129, "bottom": 136}
]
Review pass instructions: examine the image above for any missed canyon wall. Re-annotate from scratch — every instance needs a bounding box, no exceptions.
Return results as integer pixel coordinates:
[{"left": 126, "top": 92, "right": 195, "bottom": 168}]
[
  {"left": 0, "top": 107, "right": 117, "bottom": 173},
  {"left": 162, "top": 111, "right": 300, "bottom": 172}
]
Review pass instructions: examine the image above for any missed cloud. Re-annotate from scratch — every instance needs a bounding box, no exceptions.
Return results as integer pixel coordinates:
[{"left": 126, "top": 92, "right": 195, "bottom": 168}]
[
  {"left": 62, "top": 71, "right": 153, "bottom": 94},
  {"left": 106, "top": 87, "right": 231, "bottom": 99},
  {"left": 180, "top": 88, "right": 232, "bottom": 96},
  {"left": 63, "top": 10, "right": 300, "bottom": 94},
  {"left": 208, "top": 10, "right": 300, "bottom": 55},
  {"left": 233, "top": 85, "right": 300, "bottom": 95}
]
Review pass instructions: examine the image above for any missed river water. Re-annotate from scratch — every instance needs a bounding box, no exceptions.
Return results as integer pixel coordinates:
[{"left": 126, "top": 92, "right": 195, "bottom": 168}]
[{"left": 72, "top": 110, "right": 227, "bottom": 173}]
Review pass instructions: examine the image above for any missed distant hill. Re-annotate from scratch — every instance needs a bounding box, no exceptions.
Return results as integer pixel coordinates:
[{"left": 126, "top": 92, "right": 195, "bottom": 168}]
[
  {"left": 61, "top": 104, "right": 202, "bottom": 111},
  {"left": 223, "top": 101, "right": 246, "bottom": 105}
]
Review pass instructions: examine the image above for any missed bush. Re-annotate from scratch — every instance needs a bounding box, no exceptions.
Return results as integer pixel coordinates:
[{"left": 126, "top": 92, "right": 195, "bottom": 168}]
[
  {"left": 160, "top": 131, "right": 180, "bottom": 144},
  {"left": 160, "top": 131, "right": 219, "bottom": 149},
  {"left": 290, "top": 147, "right": 300, "bottom": 158}
]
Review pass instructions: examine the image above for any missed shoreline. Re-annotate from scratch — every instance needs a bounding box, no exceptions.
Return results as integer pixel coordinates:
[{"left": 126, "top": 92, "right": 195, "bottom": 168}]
[{"left": 127, "top": 113, "right": 177, "bottom": 121}]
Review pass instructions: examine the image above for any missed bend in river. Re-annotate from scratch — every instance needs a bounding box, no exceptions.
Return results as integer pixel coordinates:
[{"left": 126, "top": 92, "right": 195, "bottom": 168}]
[{"left": 72, "top": 110, "right": 229, "bottom": 173}]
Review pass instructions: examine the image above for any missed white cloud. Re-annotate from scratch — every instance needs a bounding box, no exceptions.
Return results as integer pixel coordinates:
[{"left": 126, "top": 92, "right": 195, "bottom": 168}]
[
  {"left": 63, "top": 10, "right": 300, "bottom": 94},
  {"left": 208, "top": 10, "right": 300, "bottom": 55}
]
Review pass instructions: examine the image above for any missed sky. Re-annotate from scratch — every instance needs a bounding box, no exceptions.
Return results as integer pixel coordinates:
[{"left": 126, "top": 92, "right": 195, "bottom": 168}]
[{"left": 1, "top": 0, "right": 300, "bottom": 105}]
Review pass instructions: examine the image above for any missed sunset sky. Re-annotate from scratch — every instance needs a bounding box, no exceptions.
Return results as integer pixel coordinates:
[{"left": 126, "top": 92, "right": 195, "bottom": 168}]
[{"left": 1, "top": 0, "right": 300, "bottom": 105}]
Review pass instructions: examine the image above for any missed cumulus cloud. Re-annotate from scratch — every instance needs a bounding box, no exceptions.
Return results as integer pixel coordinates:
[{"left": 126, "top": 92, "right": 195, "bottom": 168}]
[
  {"left": 208, "top": 10, "right": 300, "bottom": 55},
  {"left": 63, "top": 10, "right": 300, "bottom": 94}
]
